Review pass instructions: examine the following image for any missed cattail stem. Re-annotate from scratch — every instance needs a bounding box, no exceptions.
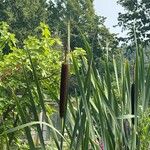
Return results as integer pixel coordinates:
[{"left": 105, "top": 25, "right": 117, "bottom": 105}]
[{"left": 59, "top": 63, "right": 69, "bottom": 118}]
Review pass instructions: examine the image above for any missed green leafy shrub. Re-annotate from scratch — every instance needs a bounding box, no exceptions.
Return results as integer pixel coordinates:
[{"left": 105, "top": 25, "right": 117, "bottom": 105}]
[{"left": 0, "top": 22, "right": 62, "bottom": 149}]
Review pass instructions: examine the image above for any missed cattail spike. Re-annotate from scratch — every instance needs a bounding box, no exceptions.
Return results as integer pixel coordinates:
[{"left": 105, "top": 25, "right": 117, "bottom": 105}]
[
  {"left": 59, "top": 63, "right": 69, "bottom": 118},
  {"left": 131, "top": 83, "right": 135, "bottom": 125}
]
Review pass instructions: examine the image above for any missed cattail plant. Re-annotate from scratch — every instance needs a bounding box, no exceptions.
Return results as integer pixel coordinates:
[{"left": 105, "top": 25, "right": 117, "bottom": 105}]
[{"left": 59, "top": 19, "right": 70, "bottom": 119}]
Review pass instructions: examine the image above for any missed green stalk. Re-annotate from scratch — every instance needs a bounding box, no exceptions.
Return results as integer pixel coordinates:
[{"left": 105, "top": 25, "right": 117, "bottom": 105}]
[
  {"left": 22, "top": 65, "right": 46, "bottom": 150},
  {"left": 25, "top": 49, "right": 60, "bottom": 149},
  {"left": 12, "top": 89, "right": 35, "bottom": 150}
]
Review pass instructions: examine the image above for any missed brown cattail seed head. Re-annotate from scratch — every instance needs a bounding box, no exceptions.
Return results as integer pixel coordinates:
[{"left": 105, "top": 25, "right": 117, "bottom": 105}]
[
  {"left": 59, "top": 63, "right": 69, "bottom": 118},
  {"left": 131, "top": 83, "right": 135, "bottom": 125}
]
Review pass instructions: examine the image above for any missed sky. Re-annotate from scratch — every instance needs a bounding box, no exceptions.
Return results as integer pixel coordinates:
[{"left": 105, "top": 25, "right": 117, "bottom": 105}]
[{"left": 94, "top": 0, "right": 126, "bottom": 37}]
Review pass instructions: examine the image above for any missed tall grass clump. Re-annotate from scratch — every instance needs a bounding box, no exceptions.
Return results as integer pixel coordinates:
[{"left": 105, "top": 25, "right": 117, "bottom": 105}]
[
  {"left": 2, "top": 40, "right": 150, "bottom": 150},
  {"left": 59, "top": 36, "right": 150, "bottom": 149}
]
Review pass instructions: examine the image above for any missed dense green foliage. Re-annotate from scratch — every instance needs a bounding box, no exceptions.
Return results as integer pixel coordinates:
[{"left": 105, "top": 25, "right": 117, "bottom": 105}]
[
  {"left": 0, "top": 22, "right": 62, "bottom": 149},
  {"left": 48, "top": 0, "right": 119, "bottom": 59},
  {"left": 0, "top": 0, "right": 48, "bottom": 41},
  {"left": 0, "top": 21, "right": 150, "bottom": 149},
  {"left": 0, "top": 0, "right": 118, "bottom": 58},
  {"left": 117, "top": 0, "right": 150, "bottom": 45},
  {"left": 0, "top": 0, "right": 149, "bottom": 150},
  {"left": 0, "top": 22, "right": 62, "bottom": 97},
  {"left": 0, "top": 22, "right": 86, "bottom": 149},
  {"left": 139, "top": 109, "right": 150, "bottom": 149}
]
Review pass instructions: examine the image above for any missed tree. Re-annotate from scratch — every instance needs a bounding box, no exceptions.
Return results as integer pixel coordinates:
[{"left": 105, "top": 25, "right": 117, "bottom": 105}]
[
  {"left": 0, "top": 1, "right": 7, "bottom": 21},
  {"left": 117, "top": 0, "right": 150, "bottom": 68},
  {"left": 0, "top": 0, "right": 119, "bottom": 58},
  {"left": 0, "top": 0, "right": 48, "bottom": 41},
  {"left": 47, "top": 0, "right": 119, "bottom": 67},
  {"left": 117, "top": 0, "right": 150, "bottom": 45}
]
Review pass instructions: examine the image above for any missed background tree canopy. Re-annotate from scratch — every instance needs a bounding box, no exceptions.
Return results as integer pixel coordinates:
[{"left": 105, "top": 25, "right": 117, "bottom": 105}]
[
  {"left": 0, "top": 0, "right": 119, "bottom": 56},
  {"left": 0, "top": 0, "right": 48, "bottom": 41},
  {"left": 117, "top": 0, "right": 150, "bottom": 46}
]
